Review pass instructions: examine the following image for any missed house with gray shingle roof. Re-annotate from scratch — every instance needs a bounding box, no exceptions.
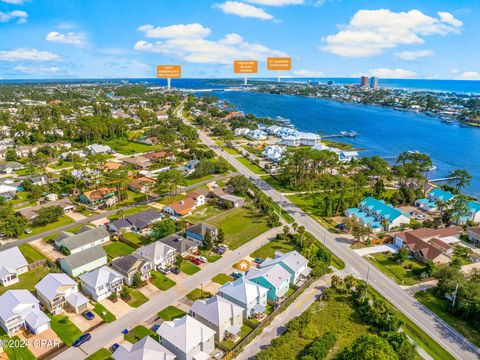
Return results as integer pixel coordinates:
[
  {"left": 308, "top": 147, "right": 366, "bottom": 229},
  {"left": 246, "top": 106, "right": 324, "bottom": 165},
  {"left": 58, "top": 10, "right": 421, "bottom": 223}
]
[
  {"left": 80, "top": 266, "right": 124, "bottom": 301},
  {"left": 60, "top": 246, "right": 107, "bottom": 277},
  {"left": 55, "top": 226, "right": 110, "bottom": 254},
  {"left": 134, "top": 241, "right": 176, "bottom": 269}
]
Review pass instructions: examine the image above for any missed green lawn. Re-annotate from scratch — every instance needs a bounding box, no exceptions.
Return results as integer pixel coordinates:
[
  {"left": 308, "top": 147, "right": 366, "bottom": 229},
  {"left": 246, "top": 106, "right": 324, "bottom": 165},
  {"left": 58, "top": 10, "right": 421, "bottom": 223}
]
[
  {"left": 186, "top": 288, "right": 212, "bottom": 301},
  {"left": 49, "top": 315, "right": 83, "bottom": 346},
  {"left": 262, "top": 176, "right": 295, "bottom": 193},
  {"left": 150, "top": 271, "right": 176, "bottom": 291},
  {"left": 159, "top": 193, "right": 186, "bottom": 205},
  {"left": 237, "top": 157, "right": 266, "bottom": 174},
  {"left": 0, "top": 266, "right": 50, "bottom": 295},
  {"left": 367, "top": 253, "right": 424, "bottom": 285},
  {"left": 0, "top": 335, "right": 36, "bottom": 360},
  {"left": 123, "top": 232, "right": 148, "bottom": 246},
  {"left": 185, "top": 174, "right": 215, "bottom": 186},
  {"left": 19, "top": 215, "right": 74, "bottom": 239},
  {"left": 157, "top": 306, "right": 187, "bottom": 321},
  {"left": 103, "top": 241, "right": 135, "bottom": 259},
  {"left": 185, "top": 204, "right": 224, "bottom": 222},
  {"left": 18, "top": 243, "right": 47, "bottom": 263},
  {"left": 221, "top": 324, "right": 253, "bottom": 350},
  {"left": 107, "top": 140, "right": 162, "bottom": 155},
  {"left": 85, "top": 348, "right": 112, "bottom": 360},
  {"left": 180, "top": 261, "right": 201, "bottom": 275},
  {"left": 224, "top": 147, "right": 241, "bottom": 155},
  {"left": 124, "top": 325, "right": 157, "bottom": 343},
  {"left": 8, "top": 191, "right": 33, "bottom": 207},
  {"left": 125, "top": 288, "right": 149, "bottom": 308},
  {"left": 415, "top": 288, "right": 480, "bottom": 347},
  {"left": 211, "top": 273, "right": 234, "bottom": 285},
  {"left": 250, "top": 237, "right": 295, "bottom": 259},
  {"left": 92, "top": 302, "right": 116, "bottom": 323},
  {"left": 49, "top": 161, "right": 74, "bottom": 169},
  {"left": 200, "top": 249, "right": 221, "bottom": 263},
  {"left": 206, "top": 206, "right": 270, "bottom": 249}
]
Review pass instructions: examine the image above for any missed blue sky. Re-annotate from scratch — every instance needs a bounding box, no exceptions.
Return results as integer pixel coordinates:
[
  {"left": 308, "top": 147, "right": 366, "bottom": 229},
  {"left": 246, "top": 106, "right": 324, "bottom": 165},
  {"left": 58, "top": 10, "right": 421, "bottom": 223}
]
[{"left": 0, "top": 0, "right": 479, "bottom": 79}]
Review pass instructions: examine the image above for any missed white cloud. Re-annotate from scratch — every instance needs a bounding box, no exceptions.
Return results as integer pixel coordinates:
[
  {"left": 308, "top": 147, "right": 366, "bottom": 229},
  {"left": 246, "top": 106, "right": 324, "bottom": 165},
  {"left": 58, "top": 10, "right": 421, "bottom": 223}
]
[
  {"left": 452, "top": 70, "right": 480, "bottom": 80},
  {"left": 14, "top": 65, "right": 61, "bottom": 74},
  {"left": 214, "top": 1, "right": 274, "bottom": 20},
  {"left": 322, "top": 9, "right": 462, "bottom": 57},
  {"left": 0, "top": 10, "right": 28, "bottom": 23},
  {"left": 356, "top": 68, "right": 417, "bottom": 79},
  {"left": 395, "top": 49, "right": 433, "bottom": 60},
  {"left": 46, "top": 31, "right": 87, "bottom": 46},
  {"left": 244, "top": 0, "right": 303, "bottom": 6},
  {"left": 134, "top": 23, "right": 287, "bottom": 64},
  {"left": 137, "top": 23, "right": 211, "bottom": 39},
  {"left": 1, "top": 0, "right": 29, "bottom": 4},
  {"left": 0, "top": 48, "right": 60, "bottom": 61},
  {"left": 293, "top": 69, "right": 324, "bottom": 77}
]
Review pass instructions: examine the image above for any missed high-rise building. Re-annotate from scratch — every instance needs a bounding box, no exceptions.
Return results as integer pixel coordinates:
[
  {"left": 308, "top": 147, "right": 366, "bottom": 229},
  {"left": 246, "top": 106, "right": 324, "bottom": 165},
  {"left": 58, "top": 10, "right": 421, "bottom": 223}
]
[
  {"left": 360, "top": 76, "right": 369, "bottom": 87},
  {"left": 369, "top": 76, "right": 379, "bottom": 89}
]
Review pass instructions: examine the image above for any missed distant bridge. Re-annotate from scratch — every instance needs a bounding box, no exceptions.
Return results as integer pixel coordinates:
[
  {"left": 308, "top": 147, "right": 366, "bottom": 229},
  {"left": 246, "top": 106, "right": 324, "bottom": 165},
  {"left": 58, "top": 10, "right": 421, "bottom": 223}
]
[{"left": 429, "top": 176, "right": 461, "bottom": 182}]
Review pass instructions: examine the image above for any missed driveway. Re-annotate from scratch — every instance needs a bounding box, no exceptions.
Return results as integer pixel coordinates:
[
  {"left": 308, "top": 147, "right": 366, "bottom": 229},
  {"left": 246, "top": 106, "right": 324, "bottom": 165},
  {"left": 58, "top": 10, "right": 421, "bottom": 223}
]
[
  {"left": 138, "top": 282, "right": 160, "bottom": 298},
  {"left": 68, "top": 309, "right": 103, "bottom": 332},
  {"left": 65, "top": 211, "right": 87, "bottom": 222},
  {"left": 99, "top": 298, "right": 132, "bottom": 318},
  {"left": 18, "top": 329, "right": 62, "bottom": 358},
  {"left": 354, "top": 243, "right": 399, "bottom": 256},
  {"left": 31, "top": 238, "right": 64, "bottom": 261}
]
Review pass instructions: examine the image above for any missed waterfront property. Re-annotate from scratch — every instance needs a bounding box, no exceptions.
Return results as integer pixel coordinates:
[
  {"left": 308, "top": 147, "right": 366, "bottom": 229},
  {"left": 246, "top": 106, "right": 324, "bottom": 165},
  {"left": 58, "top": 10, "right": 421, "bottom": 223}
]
[
  {"left": 467, "top": 226, "right": 480, "bottom": 246},
  {"left": 35, "top": 273, "right": 89, "bottom": 315},
  {"left": 0, "top": 247, "right": 29, "bottom": 287},
  {"left": 345, "top": 197, "right": 411, "bottom": 232},
  {"left": 0, "top": 290, "right": 51, "bottom": 336},
  {"left": 415, "top": 188, "right": 455, "bottom": 213},
  {"left": 79, "top": 266, "right": 124, "bottom": 301},
  {"left": 156, "top": 315, "right": 216, "bottom": 360},
  {"left": 312, "top": 144, "right": 358, "bottom": 163}
]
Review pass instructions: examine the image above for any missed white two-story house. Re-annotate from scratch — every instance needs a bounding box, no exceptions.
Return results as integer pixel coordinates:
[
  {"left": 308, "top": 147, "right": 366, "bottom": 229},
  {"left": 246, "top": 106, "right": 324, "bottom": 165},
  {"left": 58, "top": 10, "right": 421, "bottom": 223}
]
[{"left": 79, "top": 266, "right": 124, "bottom": 301}]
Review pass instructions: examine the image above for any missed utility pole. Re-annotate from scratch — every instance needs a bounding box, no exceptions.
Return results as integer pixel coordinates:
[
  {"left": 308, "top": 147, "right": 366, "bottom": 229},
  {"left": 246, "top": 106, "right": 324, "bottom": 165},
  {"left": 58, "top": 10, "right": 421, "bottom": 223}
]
[{"left": 452, "top": 282, "right": 459, "bottom": 309}]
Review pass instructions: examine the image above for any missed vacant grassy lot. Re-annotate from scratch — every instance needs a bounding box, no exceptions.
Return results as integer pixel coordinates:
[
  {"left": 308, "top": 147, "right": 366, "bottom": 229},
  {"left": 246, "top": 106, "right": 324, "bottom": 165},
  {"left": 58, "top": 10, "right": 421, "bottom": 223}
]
[
  {"left": 186, "top": 288, "right": 212, "bottom": 301},
  {"left": 123, "top": 232, "right": 148, "bottom": 246},
  {"left": 262, "top": 176, "right": 295, "bottom": 193},
  {"left": 18, "top": 243, "right": 47, "bottom": 263},
  {"left": 85, "top": 348, "right": 112, "bottom": 360},
  {"left": 185, "top": 204, "right": 223, "bottom": 222},
  {"left": 0, "top": 266, "right": 50, "bottom": 295},
  {"left": 206, "top": 206, "right": 270, "bottom": 249},
  {"left": 103, "top": 241, "right": 135, "bottom": 260},
  {"left": 92, "top": 302, "right": 116, "bottom": 323},
  {"left": 49, "top": 315, "right": 83, "bottom": 346},
  {"left": 211, "top": 273, "right": 234, "bottom": 285},
  {"left": 107, "top": 140, "right": 162, "bottom": 155},
  {"left": 250, "top": 237, "right": 295, "bottom": 260},
  {"left": 150, "top": 271, "right": 176, "bottom": 291},
  {"left": 185, "top": 174, "right": 215, "bottom": 186},
  {"left": 124, "top": 325, "right": 157, "bottom": 343},
  {"left": 180, "top": 261, "right": 201, "bottom": 275},
  {"left": 125, "top": 289, "right": 149, "bottom": 308},
  {"left": 19, "top": 215, "right": 74, "bottom": 239},
  {"left": 157, "top": 306, "right": 187, "bottom": 321},
  {"left": 108, "top": 205, "right": 156, "bottom": 221},
  {"left": 237, "top": 157, "right": 266, "bottom": 174},
  {"left": 415, "top": 288, "right": 480, "bottom": 347},
  {"left": 367, "top": 252, "right": 424, "bottom": 285}
]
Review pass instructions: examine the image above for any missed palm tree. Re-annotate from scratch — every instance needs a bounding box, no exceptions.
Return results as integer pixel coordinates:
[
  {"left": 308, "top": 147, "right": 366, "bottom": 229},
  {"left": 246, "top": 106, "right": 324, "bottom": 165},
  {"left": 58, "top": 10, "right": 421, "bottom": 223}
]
[{"left": 448, "top": 169, "right": 472, "bottom": 192}]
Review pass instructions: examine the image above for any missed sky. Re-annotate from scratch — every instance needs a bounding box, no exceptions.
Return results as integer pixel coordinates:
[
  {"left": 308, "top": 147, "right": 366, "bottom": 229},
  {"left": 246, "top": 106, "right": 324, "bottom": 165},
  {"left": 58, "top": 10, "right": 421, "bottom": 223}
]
[{"left": 0, "top": 0, "right": 479, "bottom": 80}]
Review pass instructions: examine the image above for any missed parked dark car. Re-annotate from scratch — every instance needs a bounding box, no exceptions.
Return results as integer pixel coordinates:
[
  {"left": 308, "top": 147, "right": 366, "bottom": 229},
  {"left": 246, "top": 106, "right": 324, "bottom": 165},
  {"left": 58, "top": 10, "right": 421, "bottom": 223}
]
[
  {"left": 231, "top": 271, "right": 243, "bottom": 279},
  {"left": 213, "top": 247, "right": 225, "bottom": 255},
  {"left": 171, "top": 267, "right": 181, "bottom": 275},
  {"left": 152, "top": 324, "right": 161, "bottom": 332},
  {"left": 73, "top": 333, "right": 91, "bottom": 347},
  {"left": 111, "top": 343, "right": 120, "bottom": 352},
  {"left": 336, "top": 223, "right": 347, "bottom": 230},
  {"left": 254, "top": 257, "right": 264, "bottom": 264},
  {"left": 82, "top": 311, "right": 95, "bottom": 320},
  {"left": 122, "top": 329, "right": 129, "bottom": 335}
]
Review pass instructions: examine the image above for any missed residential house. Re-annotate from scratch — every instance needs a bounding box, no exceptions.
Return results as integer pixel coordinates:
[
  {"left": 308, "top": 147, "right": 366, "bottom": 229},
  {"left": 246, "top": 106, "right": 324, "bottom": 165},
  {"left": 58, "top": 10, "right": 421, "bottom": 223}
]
[
  {"left": 462, "top": 201, "right": 480, "bottom": 224},
  {"left": 183, "top": 160, "right": 200, "bottom": 175},
  {"left": 144, "top": 151, "right": 175, "bottom": 162},
  {"left": 122, "top": 156, "right": 152, "bottom": 170},
  {"left": 190, "top": 295, "right": 243, "bottom": 341},
  {"left": 156, "top": 112, "right": 169, "bottom": 121},
  {"left": 60, "top": 246, "right": 108, "bottom": 277},
  {"left": 111, "top": 254, "right": 153, "bottom": 286},
  {"left": 0, "top": 161, "right": 24, "bottom": 174},
  {"left": 312, "top": 144, "right": 358, "bottom": 163},
  {"left": 218, "top": 194, "right": 245, "bottom": 208},
  {"left": 345, "top": 197, "right": 411, "bottom": 232},
  {"left": 86, "top": 144, "right": 113, "bottom": 155},
  {"left": 185, "top": 223, "right": 218, "bottom": 244},
  {"left": 467, "top": 227, "right": 480, "bottom": 246},
  {"left": 79, "top": 187, "right": 117, "bottom": 209},
  {"left": 186, "top": 189, "right": 207, "bottom": 207},
  {"left": 234, "top": 128, "right": 251, "bottom": 137},
  {"left": 262, "top": 145, "right": 285, "bottom": 163},
  {"left": 113, "top": 336, "right": 175, "bottom": 360},
  {"left": 394, "top": 227, "right": 462, "bottom": 264},
  {"left": 0, "top": 290, "right": 51, "bottom": 336},
  {"left": 103, "top": 161, "right": 123, "bottom": 171},
  {"left": 15, "top": 144, "right": 41, "bottom": 158},
  {"left": 79, "top": 266, "right": 124, "bottom": 301},
  {"left": 218, "top": 277, "right": 268, "bottom": 319},
  {"left": 415, "top": 188, "right": 455, "bottom": 213},
  {"left": 54, "top": 226, "right": 110, "bottom": 255},
  {"left": 18, "top": 198, "right": 75, "bottom": 221},
  {"left": 60, "top": 150, "right": 86, "bottom": 160},
  {"left": 163, "top": 197, "right": 197, "bottom": 217},
  {"left": 35, "top": 273, "right": 89, "bottom": 315},
  {"left": 156, "top": 315, "right": 216, "bottom": 360},
  {"left": 280, "top": 135, "right": 300, "bottom": 147},
  {"left": 107, "top": 209, "right": 163, "bottom": 233},
  {"left": 246, "top": 129, "right": 267, "bottom": 141},
  {"left": 0, "top": 247, "right": 29, "bottom": 287},
  {"left": 159, "top": 234, "right": 198, "bottom": 257},
  {"left": 128, "top": 177, "right": 155, "bottom": 193},
  {"left": 0, "top": 178, "right": 21, "bottom": 199},
  {"left": 134, "top": 241, "right": 176, "bottom": 269},
  {"left": 299, "top": 132, "right": 321, "bottom": 146},
  {"left": 259, "top": 250, "right": 311, "bottom": 285},
  {"left": 245, "top": 264, "right": 291, "bottom": 303}
]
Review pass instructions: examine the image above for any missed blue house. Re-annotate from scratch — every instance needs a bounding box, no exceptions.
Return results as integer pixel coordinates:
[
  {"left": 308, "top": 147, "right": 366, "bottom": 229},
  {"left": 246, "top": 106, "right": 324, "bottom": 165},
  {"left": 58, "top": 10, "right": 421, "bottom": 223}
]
[
  {"left": 245, "top": 264, "right": 290, "bottom": 303},
  {"left": 185, "top": 222, "right": 218, "bottom": 244},
  {"left": 416, "top": 188, "right": 455, "bottom": 212}
]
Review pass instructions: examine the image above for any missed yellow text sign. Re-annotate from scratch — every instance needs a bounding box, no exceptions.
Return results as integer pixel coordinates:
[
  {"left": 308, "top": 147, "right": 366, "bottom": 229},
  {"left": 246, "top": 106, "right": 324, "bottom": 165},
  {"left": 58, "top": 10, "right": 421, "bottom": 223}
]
[
  {"left": 234, "top": 60, "right": 258, "bottom": 74},
  {"left": 267, "top": 57, "right": 291, "bottom": 71},
  {"left": 157, "top": 65, "right": 181, "bottom": 78}
]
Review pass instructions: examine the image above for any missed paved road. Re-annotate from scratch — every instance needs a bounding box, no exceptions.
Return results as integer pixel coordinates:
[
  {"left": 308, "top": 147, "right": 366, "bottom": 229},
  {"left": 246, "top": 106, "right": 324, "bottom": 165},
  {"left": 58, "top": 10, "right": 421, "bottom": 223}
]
[
  {"left": 189, "top": 118, "right": 480, "bottom": 360},
  {"left": 0, "top": 173, "right": 234, "bottom": 251},
  {"left": 239, "top": 273, "right": 335, "bottom": 359},
  {"left": 54, "top": 226, "right": 281, "bottom": 360}
]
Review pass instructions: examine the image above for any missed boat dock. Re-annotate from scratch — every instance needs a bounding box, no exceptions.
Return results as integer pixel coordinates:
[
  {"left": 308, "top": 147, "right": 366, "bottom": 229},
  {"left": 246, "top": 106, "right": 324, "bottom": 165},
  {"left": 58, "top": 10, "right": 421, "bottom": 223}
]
[{"left": 321, "top": 130, "right": 359, "bottom": 138}]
